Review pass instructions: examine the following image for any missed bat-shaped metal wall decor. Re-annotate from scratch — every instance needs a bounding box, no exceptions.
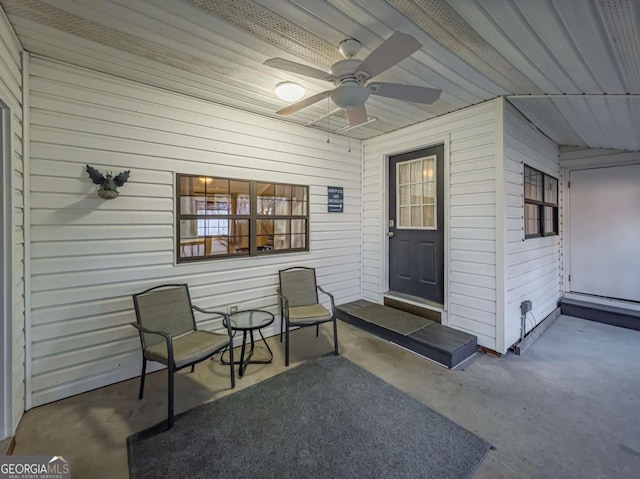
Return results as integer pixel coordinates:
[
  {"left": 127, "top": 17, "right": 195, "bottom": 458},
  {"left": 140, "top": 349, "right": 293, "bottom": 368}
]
[{"left": 86, "top": 165, "right": 130, "bottom": 199}]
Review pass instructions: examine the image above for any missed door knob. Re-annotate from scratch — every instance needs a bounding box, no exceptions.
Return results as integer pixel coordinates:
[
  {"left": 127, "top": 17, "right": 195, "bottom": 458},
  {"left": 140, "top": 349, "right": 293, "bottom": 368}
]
[{"left": 387, "top": 232, "right": 394, "bottom": 237}]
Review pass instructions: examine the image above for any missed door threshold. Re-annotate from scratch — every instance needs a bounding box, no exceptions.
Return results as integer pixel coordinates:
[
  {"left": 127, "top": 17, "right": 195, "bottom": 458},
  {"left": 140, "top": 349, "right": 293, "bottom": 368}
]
[
  {"left": 385, "top": 292, "right": 444, "bottom": 311},
  {"left": 564, "top": 292, "right": 640, "bottom": 311},
  {"left": 384, "top": 292, "right": 445, "bottom": 324}
]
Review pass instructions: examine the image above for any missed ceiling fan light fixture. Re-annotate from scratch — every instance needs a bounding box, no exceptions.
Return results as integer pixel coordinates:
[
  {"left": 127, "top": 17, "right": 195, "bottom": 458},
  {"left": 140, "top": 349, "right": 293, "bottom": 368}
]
[
  {"left": 330, "top": 82, "right": 369, "bottom": 109},
  {"left": 275, "top": 82, "right": 305, "bottom": 102}
]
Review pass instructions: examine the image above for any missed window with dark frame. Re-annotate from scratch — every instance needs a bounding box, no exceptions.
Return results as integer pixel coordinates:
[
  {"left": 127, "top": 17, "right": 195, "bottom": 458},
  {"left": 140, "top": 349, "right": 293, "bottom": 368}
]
[
  {"left": 177, "top": 174, "right": 309, "bottom": 262},
  {"left": 524, "top": 165, "right": 558, "bottom": 238}
]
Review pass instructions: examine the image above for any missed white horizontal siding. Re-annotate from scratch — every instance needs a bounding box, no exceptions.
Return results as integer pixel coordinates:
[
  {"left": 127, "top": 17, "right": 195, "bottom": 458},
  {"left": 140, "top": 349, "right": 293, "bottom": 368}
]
[
  {"left": 0, "top": 5, "right": 23, "bottom": 438},
  {"left": 362, "top": 101, "right": 498, "bottom": 350},
  {"left": 28, "top": 57, "right": 362, "bottom": 407},
  {"left": 504, "top": 103, "right": 561, "bottom": 349}
]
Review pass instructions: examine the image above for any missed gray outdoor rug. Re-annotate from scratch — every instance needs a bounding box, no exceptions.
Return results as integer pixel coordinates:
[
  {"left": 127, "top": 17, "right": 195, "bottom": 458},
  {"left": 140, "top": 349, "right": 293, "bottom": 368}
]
[
  {"left": 127, "top": 355, "right": 490, "bottom": 479},
  {"left": 349, "top": 303, "right": 434, "bottom": 335}
]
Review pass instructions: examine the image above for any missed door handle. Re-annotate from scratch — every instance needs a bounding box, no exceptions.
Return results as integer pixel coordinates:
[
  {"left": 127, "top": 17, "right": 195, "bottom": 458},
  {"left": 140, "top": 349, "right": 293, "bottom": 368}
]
[{"left": 387, "top": 232, "right": 394, "bottom": 237}]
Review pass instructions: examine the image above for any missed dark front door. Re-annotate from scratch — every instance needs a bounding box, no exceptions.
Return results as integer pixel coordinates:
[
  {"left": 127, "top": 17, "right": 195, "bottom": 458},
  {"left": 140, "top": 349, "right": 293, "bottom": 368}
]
[{"left": 388, "top": 145, "right": 444, "bottom": 303}]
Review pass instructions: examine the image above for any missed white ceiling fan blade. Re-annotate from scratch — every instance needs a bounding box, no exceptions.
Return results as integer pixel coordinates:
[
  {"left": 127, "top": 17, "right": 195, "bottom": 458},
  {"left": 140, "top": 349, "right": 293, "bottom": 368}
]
[
  {"left": 346, "top": 105, "right": 368, "bottom": 127},
  {"left": 356, "top": 32, "right": 421, "bottom": 79},
  {"left": 368, "top": 82, "right": 441, "bottom": 104},
  {"left": 264, "top": 58, "right": 336, "bottom": 82},
  {"left": 276, "top": 91, "right": 332, "bottom": 115}
]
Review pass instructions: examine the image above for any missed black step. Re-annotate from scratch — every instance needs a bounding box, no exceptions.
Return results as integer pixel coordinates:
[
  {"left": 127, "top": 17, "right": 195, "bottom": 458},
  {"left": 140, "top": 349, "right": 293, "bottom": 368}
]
[
  {"left": 561, "top": 298, "right": 640, "bottom": 331},
  {"left": 337, "top": 300, "right": 477, "bottom": 368}
]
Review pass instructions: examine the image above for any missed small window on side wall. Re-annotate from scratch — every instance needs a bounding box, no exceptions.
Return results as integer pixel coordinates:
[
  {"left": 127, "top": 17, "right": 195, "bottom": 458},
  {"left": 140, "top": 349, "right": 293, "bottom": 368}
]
[
  {"left": 176, "top": 174, "right": 309, "bottom": 262},
  {"left": 524, "top": 165, "right": 558, "bottom": 238}
]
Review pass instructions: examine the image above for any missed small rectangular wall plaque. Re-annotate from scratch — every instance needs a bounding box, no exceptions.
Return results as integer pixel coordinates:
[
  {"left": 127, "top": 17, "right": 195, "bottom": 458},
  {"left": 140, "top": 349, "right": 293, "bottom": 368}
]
[{"left": 328, "top": 186, "right": 344, "bottom": 213}]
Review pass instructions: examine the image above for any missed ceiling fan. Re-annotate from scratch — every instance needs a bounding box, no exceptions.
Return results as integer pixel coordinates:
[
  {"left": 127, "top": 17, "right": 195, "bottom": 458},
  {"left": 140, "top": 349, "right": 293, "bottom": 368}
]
[{"left": 264, "top": 32, "right": 441, "bottom": 128}]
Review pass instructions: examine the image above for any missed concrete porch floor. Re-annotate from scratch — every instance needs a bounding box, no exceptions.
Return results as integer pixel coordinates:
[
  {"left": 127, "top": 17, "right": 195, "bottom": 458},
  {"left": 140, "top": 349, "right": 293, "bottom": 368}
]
[{"left": 11, "top": 316, "right": 640, "bottom": 478}]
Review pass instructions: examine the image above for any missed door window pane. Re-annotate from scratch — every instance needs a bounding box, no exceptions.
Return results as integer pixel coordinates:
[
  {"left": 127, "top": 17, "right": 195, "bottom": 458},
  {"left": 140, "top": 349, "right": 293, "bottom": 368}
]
[
  {"left": 423, "top": 158, "right": 435, "bottom": 181},
  {"left": 410, "top": 184, "right": 422, "bottom": 205},
  {"left": 399, "top": 186, "right": 410, "bottom": 206},
  {"left": 423, "top": 206, "right": 435, "bottom": 228},
  {"left": 399, "top": 163, "right": 410, "bottom": 184},
  {"left": 396, "top": 156, "right": 437, "bottom": 229},
  {"left": 411, "top": 206, "right": 421, "bottom": 226},
  {"left": 399, "top": 206, "right": 410, "bottom": 227},
  {"left": 423, "top": 183, "right": 435, "bottom": 204}
]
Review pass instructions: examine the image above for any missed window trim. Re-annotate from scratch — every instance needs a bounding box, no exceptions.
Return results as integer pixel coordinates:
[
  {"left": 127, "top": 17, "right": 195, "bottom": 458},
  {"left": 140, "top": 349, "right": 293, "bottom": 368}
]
[
  {"left": 176, "top": 174, "right": 310, "bottom": 263},
  {"left": 524, "top": 165, "right": 558, "bottom": 239}
]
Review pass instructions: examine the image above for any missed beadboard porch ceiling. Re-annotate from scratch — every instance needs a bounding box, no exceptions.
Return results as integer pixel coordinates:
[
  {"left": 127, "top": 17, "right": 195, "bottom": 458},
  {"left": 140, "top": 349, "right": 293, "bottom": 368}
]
[{"left": 1, "top": 0, "right": 639, "bottom": 148}]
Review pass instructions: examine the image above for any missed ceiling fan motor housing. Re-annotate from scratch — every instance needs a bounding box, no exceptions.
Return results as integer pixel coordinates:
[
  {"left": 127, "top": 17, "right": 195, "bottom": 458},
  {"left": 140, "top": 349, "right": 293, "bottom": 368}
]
[{"left": 330, "top": 59, "right": 362, "bottom": 81}]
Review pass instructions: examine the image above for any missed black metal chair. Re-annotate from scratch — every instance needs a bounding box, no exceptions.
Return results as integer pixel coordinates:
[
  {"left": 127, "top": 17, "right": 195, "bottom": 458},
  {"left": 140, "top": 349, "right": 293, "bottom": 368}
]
[
  {"left": 278, "top": 267, "right": 339, "bottom": 366},
  {"left": 131, "top": 284, "right": 234, "bottom": 428}
]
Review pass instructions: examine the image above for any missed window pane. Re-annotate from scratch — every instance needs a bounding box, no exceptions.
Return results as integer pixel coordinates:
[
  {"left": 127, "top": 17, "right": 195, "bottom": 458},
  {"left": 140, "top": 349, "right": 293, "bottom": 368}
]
[
  {"left": 525, "top": 203, "right": 540, "bottom": 236},
  {"left": 229, "top": 219, "right": 250, "bottom": 254},
  {"left": 229, "top": 219, "right": 248, "bottom": 241},
  {"left": 206, "top": 237, "right": 228, "bottom": 256},
  {"left": 209, "top": 178, "right": 228, "bottom": 195},
  {"left": 291, "top": 219, "right": 306, "bottom": 234},
  {"left": 258, "top": 183, "right": 275, "bottom": 197},
  {"left": 256, "top": 235, "right": 273, "bottom": 251},
  {"left": 291, "top": 199, "right": 306, "bottom": 215},
  {"left": 257, "top": 197, "right": 274, "bottom": 215},
  {"left": 203, "top": 196, "right": 229, "bottom": 215},
  {"left": 274, "top": 234, "right": 291, "bottom": 250},
  {"left": 524, "top": 166, "right": 543, "bottom": 201},
  {"left": 411, "top": 206, "right": 421, "bottom": 226},
  {"left": 544, "top": 176, "right": 558, "bottom": 205},
  {"left": 291, "top": 186, "right": 307, "bottom": 215},
  {"left": 291, "top": 233, "right": 306, "bottom": 249},
  {"left": 180, "top": 196, "right": 199, "bottom": 214},
  {"left": 399, "top": 185, "right": 410, "bottom": 206},
  {"left": 257, "top": 219, "right": 273, "bottom": 236},
  {"left": 179, "top": 219, "right": 204, "bottom": 258},
  {"left": 275, "top": 198, "right": 290, "bottom": 215},
  {"left": 399, "top": 164, "right": 410, "bottom": 184},
  {"left": 292, "top": 186, "right": 306, "bottom": 200},
  {"left": 274, "top": 219, "right": 289, "bottom": 235},
  {"left": 275, "top": 184, "right": 291, "bottom": 199},
  {"left": 180, "top": 176, "right": 204, "bottom": 197},
  {"left": 423, "top": 205, "right": 435, "bottom": 228},
  {"left": 230, "top": 181, "right": 250, "bottom": 215},
  {"left": 544, "top": 206, "right": 557, "bottom": 235},
  {"left": 180, "top": 219, "right": 198, "bottom": 239}
]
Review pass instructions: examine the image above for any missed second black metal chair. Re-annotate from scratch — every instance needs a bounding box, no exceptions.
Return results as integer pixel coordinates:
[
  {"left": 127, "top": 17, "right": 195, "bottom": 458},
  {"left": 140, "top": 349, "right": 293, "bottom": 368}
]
[{"left": 278, "top": 267, "right": 339, "bottom": 366}]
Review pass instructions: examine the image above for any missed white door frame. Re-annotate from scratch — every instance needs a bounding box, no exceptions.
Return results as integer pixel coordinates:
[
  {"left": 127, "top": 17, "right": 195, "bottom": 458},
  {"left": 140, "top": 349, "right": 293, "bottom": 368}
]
[
  {"left": 1, "top": 99, "right": 13, "bottom": 440},
  {"left": 379, "top": 133, "right": 451, "bottom": 324}
]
